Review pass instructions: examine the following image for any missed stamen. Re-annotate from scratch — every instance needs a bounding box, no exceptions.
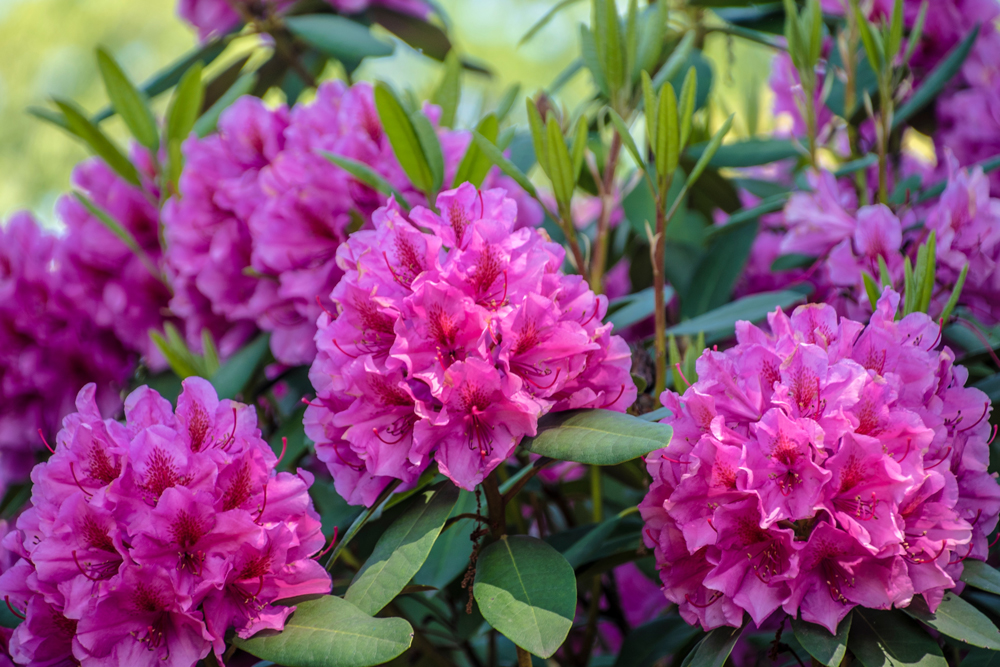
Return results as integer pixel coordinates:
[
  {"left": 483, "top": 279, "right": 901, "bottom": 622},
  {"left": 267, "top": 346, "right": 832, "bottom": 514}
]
[
  {"left": 373, "top": 427, "right": 409, "bottom": 445},
  {"left": 894, "top": 438, "right": 913, "bottom": 463},
  {"left": 959, "top": 402, "right": 990, "bottom": 433},
  {"left": 989, "top": 531, "right": 1000, "bottom": 549},
  {"left": 4, "top": 597, "right": 25, "bottom": 621},
  {"left": 254, "top": 575, "right": 265, "bottom": 598},
  {"left": 477, "top": 189, "right": 485, "bottom": 220},
  {"left": 275, "top": 437, "right": 287, "bottom": 467},
  {"left": 332, "top": 339, "right": 360, "bottom": 360},
  {"left": 311, "top": 527, "right": 339, "bottom": 560},
  {"left": 925, "top": 447, "right": 952, "bottom": 470},
  {"left": 903, "top": 542, "right": 946, "bottom": 564},
  {"left": 72, "top": 551, "right": 100, "bottom": 582},
  {"left": 989, "top": 424, "right": 998, "bottom": 446},
  {"left": 581, "top": 301, "right": 599, "bottom": 327},
  {"left": 684, "top": 592, "right": 721, "bottom": 608},
  {"left": 602, "top": 384, "right": 626, "bottom": 408},
  {"left": 970, "top": 509, "right": 984, "bottom": 527},
  {"left": 315, "top": 295, "right": 335, "bottom": 320},
  {"left": 254, "top": 483, "right": 269, "bottom": 526},
  {"left": 215, "top": 407, "right": 239, "bottom": 451},
  {"left": 70, "top": 463, "right": 93, "bottom": 498},
  {"left": 675, "top": 363, "right": 692, "bottom": 389},
  {"left": 520, "top": 367, "right": 562, "bottom": 390},
  {"left": 382, "top": 251, "right": 407, "bottom": 287},
  {"left": 949, "top": 544, "right": 974, "bottom": 565},
  {"left": 38, "top": 429, "right": 54, "bottom": 454},
  {"left": 301, "top": 397, "right": 324, "bottom": 409}
]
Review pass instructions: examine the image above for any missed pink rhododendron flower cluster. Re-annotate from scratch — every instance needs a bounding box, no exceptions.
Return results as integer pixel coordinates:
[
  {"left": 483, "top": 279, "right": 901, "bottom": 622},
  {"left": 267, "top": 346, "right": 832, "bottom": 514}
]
[
  {"left": 0, "top": 213, "right": 133, "bottom": 501},
  {"left": 164, "top": 81, "right": 540, "bottom": 367},
  {"left": 56, "top": 151, "right": 174, "bottom": 370},
  {"left": 178, "top": 0, "right": 429, "bottom": 40},
  {"left": 0, "top": 378, "right": 330, "bottom": 666},
  {"left": 640, "top": 290, "right": 1000, "bottom": 633},
  {"left": 304, "top": 184, "right": 636, "bottom": 504}
]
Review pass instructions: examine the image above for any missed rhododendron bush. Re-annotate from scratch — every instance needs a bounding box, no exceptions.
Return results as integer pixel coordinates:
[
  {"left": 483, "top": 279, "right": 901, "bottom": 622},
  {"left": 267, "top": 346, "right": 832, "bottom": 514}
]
[{"left": 2, "top": 0, "right": 1000, "bottom": 665}]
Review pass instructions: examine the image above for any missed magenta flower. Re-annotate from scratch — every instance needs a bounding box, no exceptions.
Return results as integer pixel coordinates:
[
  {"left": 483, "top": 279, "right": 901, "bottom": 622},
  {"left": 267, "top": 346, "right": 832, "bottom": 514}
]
[
  {"left": 305, "top": 184, "right": 636, "bottom": 503},
  {"left": 0, "top": 378, "right": 331, "bottom": 665},
  {"left": 640, "top": 290, "right": 1000, "bottom": 633}
]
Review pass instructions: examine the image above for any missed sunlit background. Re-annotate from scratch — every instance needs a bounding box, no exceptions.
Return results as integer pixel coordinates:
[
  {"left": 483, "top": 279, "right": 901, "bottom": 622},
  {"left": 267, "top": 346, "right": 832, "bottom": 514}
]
[{"left": 0, "top": 0, "right": 775, "bottom": 223}]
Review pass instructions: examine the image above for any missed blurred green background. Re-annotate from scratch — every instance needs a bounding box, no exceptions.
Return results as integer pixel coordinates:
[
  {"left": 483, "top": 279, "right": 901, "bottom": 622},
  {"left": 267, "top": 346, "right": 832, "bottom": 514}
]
[{"left": 0, "top": 0, "right": 774, "bottom": 223}]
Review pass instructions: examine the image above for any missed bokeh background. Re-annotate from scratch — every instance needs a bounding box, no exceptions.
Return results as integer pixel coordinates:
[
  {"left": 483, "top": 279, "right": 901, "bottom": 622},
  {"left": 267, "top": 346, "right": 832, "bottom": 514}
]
[{"left": 0, "top": 0, "right": 774, "bottom": 224}]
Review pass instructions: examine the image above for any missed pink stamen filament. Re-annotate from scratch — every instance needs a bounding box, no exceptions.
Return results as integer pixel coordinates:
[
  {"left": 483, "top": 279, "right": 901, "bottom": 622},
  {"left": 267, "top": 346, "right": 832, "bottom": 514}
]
[
  {"left": 603, "top": 384, "right": 626, "bottom": 408},
  {"left": 38, "top": 429, "right": 54, "bottom": 454},
  {"left": 311, "top": 527, "right": 339, "bottom": 560},
  {"left": 925, "top": 446, "right": 953, "bottom": 470},
  {"left": 315, "top": 295, "right": 335, "bottom": 320},
  {"left": 675, "top": 363, "right": 692, "bottom": 389},
  {"left": 69, "top": 463, "right": 93, "bottom": 498},
  {"left": 72, "top": 550, "right": 100, "bottom": 582},
  {"left": 332, "top": 339, "right": 360, "bottom": 359},
  {"left": 275, "top": 437, "right": 287, "bottom": 467},
  {"left": 382, "top": 251, "right": 408, "bottom": 287},
  {"left": 4, "top": 597, "right": 25, "bottom": 620},
  {"left": 301, "top": 397, "right": 324, "bottom": 409},
  {"left": 959, "top": 402, "right": 990, "bottom": 433},
  {"left": 254, "top": 483, "right": 269, "bottom": 525},
  {"left": 685, "top": 592, "right": 721, "bottom": 608}
]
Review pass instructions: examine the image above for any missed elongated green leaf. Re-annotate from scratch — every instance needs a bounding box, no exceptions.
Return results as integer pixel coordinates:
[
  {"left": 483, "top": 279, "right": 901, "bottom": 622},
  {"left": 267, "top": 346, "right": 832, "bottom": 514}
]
[
  {"left": 855, "top": 7, "right": 883, "bottom": 73},
  {"left": 685, "top": 114, "right": 733, "bottom": 189},
  {"left": 904, "top": 1, "right": 929, "bottom": 64},
  {"left": 431, "top": 50, "right": 462, "bottom": 128},
  {"left": 682, "top": 218, "right": 758, "bottom": 318},
  {"left": 771, "top": 253, "right": 816, "bottom": 272},
  {"left": 546, "top": 115, "right": 574, "bottom": 206},
  {"left": 150, "top": 329, "right": 200, "bottom": 379},
  {"left": 495, "top": 83, "right": 520, "bottom": 123},
  {"left": 608, "top": 286, "right": 675, "bottom": 330},
  {"left": 286, "top": 14, "right": 393, "bottom": 69},
  {"left": 904, "top": 593, "right": 1000, "bottom": 650},
  {"left": 414, "top": 490, "right": 477, "bottom": 590},
  {"left": 863, "top": 272, "right": 882, "bottom": 310},
  {"left": 705, "top": 193, "right": 790, "bottom": 240},
  {"left": 570, "top": 117, "right": 587, "bottom": 181},
  {"left": 520, "top": 0, "right": 586, "bottom": 45},
  {"left": 234, "top": 596, "right": 413, "bottom": 667},
  {"left": 409, "top": 110, "right": 444, "bottom": 196},
  {"left": 28, "top": 106, "right": 70, "bottom": 130},
  {"left": 606, "top": 108, "right": 645, "bottom": 175},
  {"left": 375, "top": 82, "right": 433, "bottom": 194},
  {"left": 686, "top": 138, "right": 799, "bottom": 168},
  {"left": 678, "top": 66, "right": 697, "bottom": 149},
  {"left": 471, "top": 131, "right": 538, "bottom": 199},
  {"left": 166, "top": 63, "right": 204, "bottom": 144},
  {"left": 73, "top": 192, "right": 162, "bottom": 283},
  {"left": 521, "top": 409, "right": 672, "bottom": 465},
  {"left": 194, "top": 72, "right": 257, "bottom": 138},
  {"left": 321, "top": 151, "right": 411, "bottom": 209},
  {"left": 474, "top": 535, "right": 576, "bottom": 658},
  {"left": 651, "top": 31, "right": 696, "bottom": 90},
  {"left": 793, "top": 614, "right": 851, "bottom": 667},
  {"left": 593, "top": 0, "right": 624, "bottom": 98},
  {"left": 613, "top": 616, "right": 702, "bottom": 667},
  {"left": 886, "top": 0, "right": 904, "bottom": 62},
  {"left": 680, "top": 623, "right": 745, "bottom": 667},
  {"left": 453, "top": 114, "right": 499, "bottom": 189},
  {"left": 54, "top": 99, "right": 140, "bottom": 186},
  {"left": 345, "top": 483, "right": 459, "bottom": 616},
  {"left": 210, "top": 334, "right": 270, "bottom": 399},
  {"left": 850, "top": 608, "right": 947, "bottom": 667},
  {"left": 894, "top": 25, "right": 979, "bottom": 129},
  {"left": 561, "top": 517, "right": 621, "bottom": 569},
  {"left": 96, "top": 48, "right": 159, "bottom": 151},
  {"left": 655, "top": 83, "right": 679, "bottom": 178},
  {"left": 668, "top": 287, "right": 811, "bottom": 337},
  {"left": 641, "top": 70, "right": 657, "bottom": 149}
]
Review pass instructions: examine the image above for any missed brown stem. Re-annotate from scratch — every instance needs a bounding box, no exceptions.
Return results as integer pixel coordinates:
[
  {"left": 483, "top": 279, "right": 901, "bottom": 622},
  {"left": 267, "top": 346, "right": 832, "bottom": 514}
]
[
  {"left": 558, "top": 203, "right": 588, "bottom": 278},
  {"left": 501, "top": 457, "right": 554, "bottom": 505},
  {"left": 516, "top": 645, "right": 533, "bottom": 666},
  {"left": 221, "top": 0, "right": 317, "bottom": 88},
  {"left": 482, "top": 473, "right": 506, "bottom": 540},
  {"left": 652, "top": 183, "right": 669, "bottom": 399},
  {"left": 589, "top": 133, "right": 622, "bottom": 294},
  {"left": 577, "top": 575, "right": 603, "bottom": 667}
]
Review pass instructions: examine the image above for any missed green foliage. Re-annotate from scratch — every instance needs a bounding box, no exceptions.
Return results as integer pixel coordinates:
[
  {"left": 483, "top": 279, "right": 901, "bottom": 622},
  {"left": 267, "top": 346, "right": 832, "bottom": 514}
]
[
  {"left": 520, "top": 409, "right": 673, "bottom": 465},
  {"left": 792, "top": 614, "right": 851, "bottom": 667}
]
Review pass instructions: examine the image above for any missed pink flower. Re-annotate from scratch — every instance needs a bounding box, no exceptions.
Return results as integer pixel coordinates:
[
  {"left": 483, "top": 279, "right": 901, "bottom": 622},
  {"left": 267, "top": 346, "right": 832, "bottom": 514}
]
[
  {"left": 0, "top": 213, "right": 132, "bottom": 500},
  {"left": 640, "top": 290, "right": 999, "bottom": 633},
  {"left": 0, "top": 378, "right": 331, "bottom": 665},
  {"left": 305, "top": 184, "right": 636, "bottom": 502}
]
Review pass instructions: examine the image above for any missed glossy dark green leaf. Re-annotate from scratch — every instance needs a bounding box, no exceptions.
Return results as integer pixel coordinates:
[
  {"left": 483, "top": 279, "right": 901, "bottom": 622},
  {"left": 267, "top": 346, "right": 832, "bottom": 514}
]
[
  {"left": 96, "top": 48, "right": 159, "bottom": 151},
  {"left": 234, "top": 596, "right": 413, "bottom": 667},
  {"left": 285, "top": 15, "right": 393, "bottom": 69},
  {"left": 792, "top": 613, "right": 851, "bottom": 667},
  {"left": 964, "top": 648, "right": 1000, "bottom": 667},
  {"left": 962, "top": 561, "right": 1000, "bottom": 596},
  {"left": 682, "top": 218, "right": 758, "bottom": 318},
  {"left": 53, "top": 99, "right": 140, "bottom": 186},
  {"left": 685, "top": 114, "right": 733, "bottom": 189},
  {"left": 209, "top": 334, "right": 270, "bottom": 400},
  {"left": 771, "top": 253, "right": 816, "bottom": 271},
  {"left": 704, "top": 193, "right": 790, "bottom": 240},
  {"left": 669, "top": 287, "right": 811, "bottom": 337},
  {"left": 561, "top": 517, "right": 622, "bottom": 568},
  {"left": 680, "top": 623, "right": 745, "bottom": 667},
  {"left": 375, "top": 82, "right": 433, "bottom": 195},
  {"left": 894, "top": 26, "right": 979, "bottom": 129},
  {"left": 473, "top": 535, "right": 576, "bottom": 658},
  {"left": 521, "top": 409, "right": 672, "bottom": 465},
  {"left": 904, "top": 593, "right": 1000, "bottom": 649},
  {"left": 345, "top": 483, "right": 459, "bottom": 616},
  {"left": 370, "top": 6, "right": 453, "bottom": 63},
  {"left": 686, "top": 138, "right": 799, "bottom": 168},
  {"left": 194, "top": 72, "right": 257, "bottom": 138},
  {"left": 850, "top": 608, "right": 947, "bottom": 667},
  {"left": 414, "top": 490, "right": 477, "bottom": 590}
]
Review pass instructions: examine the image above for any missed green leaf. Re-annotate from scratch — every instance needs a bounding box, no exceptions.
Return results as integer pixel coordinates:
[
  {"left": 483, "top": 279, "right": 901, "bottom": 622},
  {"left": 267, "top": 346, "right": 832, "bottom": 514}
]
[
  {"left": 593, "top": 0, "right": 624, "bottom": 98},
  {"left": 686, "top": 138, "right": 799, "bottom": 168},
  {"left": 150, "top": 329, "right": 200, "bottom": 379},
  {"left": 850, "top": 608, "right": 947, "bottom": 667},
  {"left": 650, "top": 31, "right": 696, "bottom": 91},
  {"left": 668, "top": 287, "right": 811, "bottom": 337},
  {"left": 28, "top": 106, "right": 70, "bottom": 131},
  {"left": 414, "top": 490, "right": 478, "bottom": 590},
  {"left": 570, "top": 117, "right": 588, "bottom": 181},
  {"left": 863, "top": 271, "right": 882, "bottom": 310},
  {"left": 903, "top": 1, "right": 929, "bottom": 64},
  {"left": 682, "top": 217, "right": 757, "bottom": 318},
  {"left": 345, "top": 483, "right": 459, "bottom": 615},
  {"left": 210, "top": 334, "right": 270, "bottom": 399},
  {"left": 473, "top": 535, "right": 576, "bottom": 658},
  {"left": 608, "top": 286, "right": 675, "bottom": 331},
  {"left": 885, "top": 0, "right": 904, "bottom": 63},
  {"left": 655, "top": 83, "right": 679, "bottom": 179},
  {"left": 471, "top": 132, "right": 538, "bottom": 199},
  {"left": 453, "top": 114, "right": 499, "bottom": 189},
  {"left": 321, "top": 151, "right": 412, "bottom": 209},
  {"left": 194, "top": 72, "right": 257, "bottom": 138},
  {"left": 561, "top": 517, "right": 622, "bottom": 568},
  {"left": 903, "top": 593, "right": 1000, "bottom": 650},
  {"left": 199, "top": 329, "right": 220, "bottom": 376},
  {"left": 704, "top": 193, "right": 790, "bottom": 240},
  {"left": 96, "top": 48, "right": 159, "bottom": 151},
  {"left": 375, "top": 82, "right": 434, "bottom": 195},
  {"left": 965, "top": 649, "right": 1000, "bottom": 667},
  {"left": 409, "top": 110, "right": 445, "bottom": 196},
  {"left": 431, "top": 50, "right": 462, "bottom": 129},
  {"left": 894, "top": 25, "right": 979, "bottom": 129},
  {"left": 495, "top": 83, "right": 521, "bottom": 123},
  {"left": 53, "top": 99, "right": 140, "bottom": 186},
  {"left": 546, "top": 115, "right": 574, "bottom": 206},
  {"left": 166, "top": 63, "right": 204, "bottom": 144},
  {"left": 285, "top": 14, "right": 393, "bottom": 69},
  {"left": 792, "top": 614, "right": 851, "bottom": 667},
  {"left": 685, "top": 114, "right": 733, "bottom": 189},
  {"left": 73, "top": 192, "right": 163, "bottom": 284},
  {"left": 606, "top": 107, "right": 646, "bottom": 175},
  {"left": 234, "top": 596, "right": 414, "bottom": 667},
  {"left": 940, "top": 263, "right": 970, "bottom": 324},
  {"left": 519, "top": 0, "right": 585, "bottom": 45},
  {"left": 680, "top": 623, "right": 745, "bottom": 667},
  {"left": 856, "top": 7, "right": 883, "bottom": 73},
  {"left": 613, "top": 616, "right": 702, "bottom": 667},
  {"left": 520, "top": 409, "right": 672, "bottom": 466},
  {"left": 771, "top": 253, "right": 816, "bottom": 272},
  {"left": 678, "top": 66, "right": 697, "bottom": 149}
]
